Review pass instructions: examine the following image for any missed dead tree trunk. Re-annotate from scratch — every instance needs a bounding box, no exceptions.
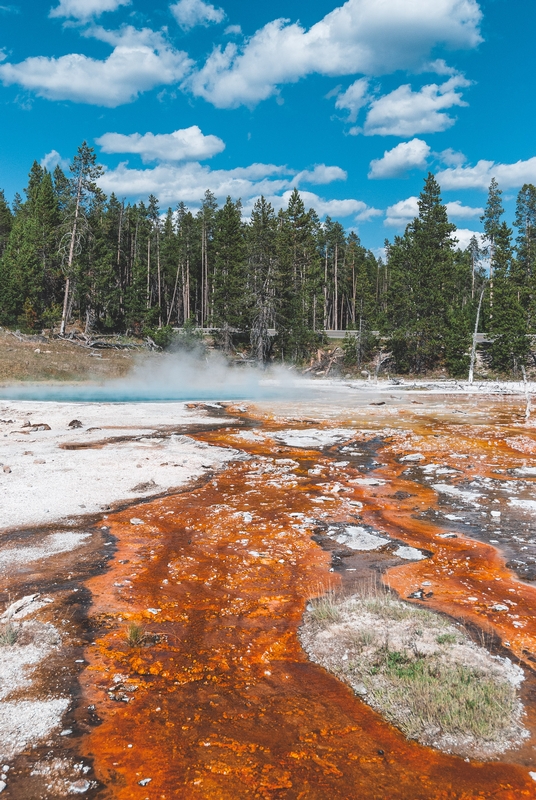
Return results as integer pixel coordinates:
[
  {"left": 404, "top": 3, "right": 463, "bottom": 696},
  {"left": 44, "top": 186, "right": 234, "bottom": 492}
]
[
  {"left": 59, "top": 176, "right": 82, "bottom": 336},
  {"left": 468, "top": 284, "right": 486, "bottom": 384}
]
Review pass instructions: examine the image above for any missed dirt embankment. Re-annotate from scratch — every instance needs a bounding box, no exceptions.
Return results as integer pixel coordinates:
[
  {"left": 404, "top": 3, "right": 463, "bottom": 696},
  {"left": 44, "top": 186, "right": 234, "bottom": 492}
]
[{"left": 0, "top": 329, "right": 139, "bottom": 384}]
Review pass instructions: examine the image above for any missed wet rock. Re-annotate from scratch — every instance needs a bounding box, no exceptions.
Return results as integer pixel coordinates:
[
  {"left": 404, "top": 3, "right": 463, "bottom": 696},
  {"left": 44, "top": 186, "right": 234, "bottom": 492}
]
[
  {"left": 392, "top": 491, "right": 414, "bottom": 500},
  {"left": 400, "top": 453, "right": 425, "bottom": 463},
  {"left": 68, "top": 419, "right": 83, "bottom": 429},
  {"left": 408, "top": 589, "right": 425, "bottom": 600},
  {"left": 130, "top": 480, "right": 157, "bottom": 493},
  {"left": 1, "top": 593, "right": 40, "bottom": 621},
  {"left": 68, "top": 779, "right": 91, "bottom": 793},
  {"left": 491, "top": 604, "right": 509, "bottom": 612},
  {"left": 394, "top": 545, "right": 426, "bottom": 561},
  {"left": 130, "top": 518, "right": 144, "bottom": 525}
]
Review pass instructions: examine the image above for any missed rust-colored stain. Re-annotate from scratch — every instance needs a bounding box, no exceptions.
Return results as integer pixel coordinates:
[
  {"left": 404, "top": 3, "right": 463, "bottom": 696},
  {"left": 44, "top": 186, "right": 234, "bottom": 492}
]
[{"left": 79, "top": 401, "right": 536, "bottom": 799}]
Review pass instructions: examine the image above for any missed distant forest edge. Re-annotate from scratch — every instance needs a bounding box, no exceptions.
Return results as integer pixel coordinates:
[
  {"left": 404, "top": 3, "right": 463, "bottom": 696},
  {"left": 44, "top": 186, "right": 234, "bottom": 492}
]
[{"left": 1, "top": 142, "right": 535, "bottom": 377}]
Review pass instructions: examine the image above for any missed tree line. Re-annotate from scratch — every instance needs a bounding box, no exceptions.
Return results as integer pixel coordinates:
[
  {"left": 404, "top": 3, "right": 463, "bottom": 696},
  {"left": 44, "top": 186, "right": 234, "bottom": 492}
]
[{"left": 0, "top": 142, "right": 535, "bottom": 375}]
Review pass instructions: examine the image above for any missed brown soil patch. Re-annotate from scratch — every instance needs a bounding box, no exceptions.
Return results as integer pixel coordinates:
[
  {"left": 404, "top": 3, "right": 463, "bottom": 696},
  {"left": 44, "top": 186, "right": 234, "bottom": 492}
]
[{"left": 0, "top": 330, "right": 137, "bottom": 383}]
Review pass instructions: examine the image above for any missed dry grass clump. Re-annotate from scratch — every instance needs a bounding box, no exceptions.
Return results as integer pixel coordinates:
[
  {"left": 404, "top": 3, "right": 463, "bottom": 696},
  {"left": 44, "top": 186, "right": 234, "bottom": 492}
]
[
  {"left": 125, "top": 622, "right": 147, "bottom": 647},
  {"left": 0, "top": 622, "right": 18, "bottom": 646},
  {"left": 300, "top": 583, "right": 526, "bottom": 758}
]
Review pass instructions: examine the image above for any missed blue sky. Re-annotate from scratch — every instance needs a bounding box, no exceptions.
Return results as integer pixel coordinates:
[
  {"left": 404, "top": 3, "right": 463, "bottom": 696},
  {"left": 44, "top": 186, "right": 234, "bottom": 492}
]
[{"left": 0, "top": 0, "right": 534, "bottom": 253}]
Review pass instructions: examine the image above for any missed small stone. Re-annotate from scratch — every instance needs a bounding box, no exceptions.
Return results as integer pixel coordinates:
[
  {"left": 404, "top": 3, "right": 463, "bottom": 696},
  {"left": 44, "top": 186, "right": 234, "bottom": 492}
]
[
  {"left": 400, "top": 453, "right": 425, "bottom": 462},
  {"left": 0, "top": 780, "right": 6, "bottom": 793},
  {"left": 68, "top": 419, "right": 83, "bottom": 429},
  {"left": 60, "top": 729, "right": 73, "bottom": 736},
  {"left": 68, "top": 779, "right": 91, "bottom": 793},
  {"left": 138, "top": 778, "right": 152, "bottom": 786},
  {"left": 130, "top": 518, "right": 144, "bottom": 525},
  {"left": 147, "top": 608, "right": 161, "bottom": 615},
  {"left": 491, "top": 603, "right": 509, "bottom": 612},
  {"left": 2, "top": 466, "right": 11, "bottom": 473},
  {"left": 529, "top": 771, "right": 536, "bottom": 781},
  {"left": 34, "top": 348, "right": 40, "bottom": 354},
  {"left": 408, "top": 589, "right": 425, "bottom": 600}
]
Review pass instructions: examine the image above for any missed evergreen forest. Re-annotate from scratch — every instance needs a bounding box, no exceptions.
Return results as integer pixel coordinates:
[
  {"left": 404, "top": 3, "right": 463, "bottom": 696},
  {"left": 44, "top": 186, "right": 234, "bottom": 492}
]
[{"left": 1, "top": 142, "right": 536, "bottom": 377}]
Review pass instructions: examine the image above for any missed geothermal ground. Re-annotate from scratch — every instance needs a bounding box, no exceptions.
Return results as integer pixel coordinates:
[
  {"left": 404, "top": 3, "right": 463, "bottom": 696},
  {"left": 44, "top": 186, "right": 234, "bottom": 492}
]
[{"left": 3, "top": 382, "right": 536, "bottom": 798}]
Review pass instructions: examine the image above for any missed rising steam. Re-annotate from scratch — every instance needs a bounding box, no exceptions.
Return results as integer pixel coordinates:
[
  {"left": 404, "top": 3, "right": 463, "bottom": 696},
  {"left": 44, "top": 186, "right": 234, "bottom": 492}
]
[{"left": 0, "top": 348, "right": 312, "bottom": 402}]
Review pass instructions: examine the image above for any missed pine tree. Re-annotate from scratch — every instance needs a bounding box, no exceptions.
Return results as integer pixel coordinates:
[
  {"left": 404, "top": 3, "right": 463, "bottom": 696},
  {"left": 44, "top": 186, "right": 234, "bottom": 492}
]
[
  {"left": 481, "top": 178, "right": 504, "bottom": 322},
  {"left": 513, "top": 183, "right": 536, "bottom": 328},
  {"left": 197, "top": 190, "right": 218, "bottom": 326},
  {"left": 174, "top": 202, "right": 198, "bottom": 325},
  {"left": 276, "top": 190, "right": 321, "bottom": 361},
  {"left": 0, "top": 165, "right": 62, "bottom": 328},
  {"left": 488, "top": 221, "right": 528, "bottom": 373},
  {"left": 387, "top": 174, "right": 458, "bottom": 372},
  {"left": 59, "top": 142, "right": 104, "bottom": 335},
  {"left": 0, "top": 190, "right": 13, "bottom": 257},
  {"left": 212, "top": 197, "right": 247, "bottom": 352},
  {"left": 248, "top": 196, "right": 277, "bottom": 362}
]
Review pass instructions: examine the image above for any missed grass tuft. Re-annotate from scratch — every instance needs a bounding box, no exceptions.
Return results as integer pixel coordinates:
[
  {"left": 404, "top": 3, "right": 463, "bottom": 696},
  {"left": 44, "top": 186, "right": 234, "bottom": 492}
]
[
  {"left": 300, "top": 582, "right": 526, "bottom": 758},
  {"left": 308, "top": 591, "right": 343, "bottom": 626},
  {"left": 0, "top": 622, "right": 18, "bottom": 646},
  {"left": 125, "top": 622, "right": 146, "bottom": 647}
]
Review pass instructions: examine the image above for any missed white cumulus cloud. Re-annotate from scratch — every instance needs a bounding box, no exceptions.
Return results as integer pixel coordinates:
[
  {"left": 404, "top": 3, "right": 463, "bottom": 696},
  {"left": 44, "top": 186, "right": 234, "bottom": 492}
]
[
  {"left": 445, "top": 200, "right": 483, "bottom": 218},
  {"left": 40, "top": 149, "right": 70, "bottom": 171},
  {"left": 96, "top": 160, "right": 378, "bottom": 222},
  {"left": 49, "top": 0, "right": 129, "bottom": 20},
  {"left": 368, "top": 138, "right": 431, "bottom": 179},
  {"left": 187, "top": 0, "right": 482, "bottom": 108},
  {"left": 384, "top": 196, "right": 419, "bottom": 226},
  {"left": 171, "top": 0, "right": 224, "bottom": 30},
  {"left": 437, "top": 156, "right": 536, "bottom": 190},
  {"left": 335, "top": 78, "right": 369, "bottom": 122},
  {"left": 265, "top": 191, "right": 381, "bottom": 221},
  {"left": 294, "top": 164, "right": 347, "bottom": 185},
  {"left": 385, "top": 195, "right": 483, "bottom": 226},
  {"left": 357, "top": 75, "right": 470, "bottom": 137},
  {"left": 96, "top": 126, "right": 225, "bottom": 163},
  {"left": 453, "top": 228, "right": 484, "bottom": 250},
  {"left": 439, "top": 147, "right": 466, "bottom": 166},
  {"left": 0, "top": 26, "right": 192, "bottom": 106}
]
